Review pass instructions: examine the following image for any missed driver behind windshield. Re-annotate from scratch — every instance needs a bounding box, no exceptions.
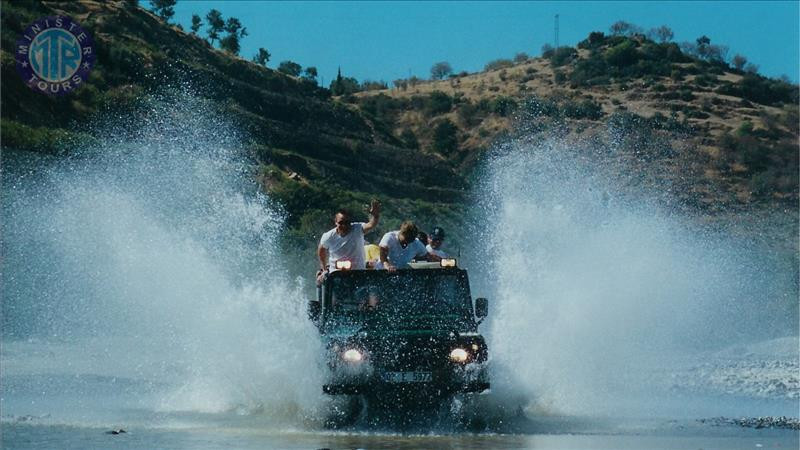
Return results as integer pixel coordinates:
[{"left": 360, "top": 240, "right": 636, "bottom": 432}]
[{"left": 362, "top": 286, "right": 380, "bottom": 310}]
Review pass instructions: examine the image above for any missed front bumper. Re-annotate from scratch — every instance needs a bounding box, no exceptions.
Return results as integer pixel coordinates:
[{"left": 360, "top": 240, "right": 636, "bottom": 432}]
[
  {"left": 323, "top": 380, "right": 489, "bottom": 395},
  {"left": 322, "top": 362, "right": 490, "bottom": 395}
]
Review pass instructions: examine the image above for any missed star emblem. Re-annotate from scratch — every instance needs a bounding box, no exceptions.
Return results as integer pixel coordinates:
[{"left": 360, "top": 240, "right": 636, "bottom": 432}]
[
  {"left": 82, "top": 62, "right": 91, "bottom": 69},
  {"left": 21, "top": 61, "right": 28, "bottom": 68}
]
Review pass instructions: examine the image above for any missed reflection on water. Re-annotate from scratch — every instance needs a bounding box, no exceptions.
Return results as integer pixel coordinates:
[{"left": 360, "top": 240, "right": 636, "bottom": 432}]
[{"left": 3, "top": 423, "right": 798, "bottom": 450}]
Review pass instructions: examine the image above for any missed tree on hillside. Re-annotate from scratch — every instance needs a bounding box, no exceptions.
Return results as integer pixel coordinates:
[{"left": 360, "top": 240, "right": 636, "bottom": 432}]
[
  {"left": 732, "top": 54, "right": 748, "bottom": 71},
  {"left": 330, "top": 68, "right": 360, "bottom": 95},
  {"left": 680, "top": 36, "right": 728, "bottom": 64},
  {"left": 190, "top": 14, "right": 202, "bottom": 34},
  {"left": 278, "top": 60, "right": 302, "bottom": 76},
  {"left": 540, "top": 43, "right": 554, "bottom": 57},
  {"left": 220, "top": 17, "right": 248, "bottom": 55},
  {"left": 252, "top": 48, "right": 271, "bottom": 66},
  {"left": 151, "top": 0, "right": 176, "bottom": 22},
  {"left": 302, "top": 66, "right": 318, "bottom": 81},
  {"left": 609, "top": 20, "right": 642, "bottom": 36},
  {"left": 361, "top": 80, "right": 388, "bottom": 91},
  {"left": 708, "top": 44, "right": 729, "bottom": 63},
  {"left": 206, "top": 9, "right": 225, "bottom": 46},
  {"left": 744, "top": 63, "right": 759, "bottom": 74},
  {"left": 648, "top": 25, "right": 674, "bottom": 43},
  {"left": 696, "top": 35, "right": 711, "bottom": 58},
  {"left": 514, "top": 52, "right": 529, "bottom": 63},
  {"left": 430, "top": 61, "right": 453, "bottom": 80}
]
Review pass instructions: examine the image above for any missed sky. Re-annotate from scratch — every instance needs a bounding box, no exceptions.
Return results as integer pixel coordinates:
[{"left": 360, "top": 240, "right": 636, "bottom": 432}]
[{"left": 154, "top": 1, "right": 800, "bottom": 86}]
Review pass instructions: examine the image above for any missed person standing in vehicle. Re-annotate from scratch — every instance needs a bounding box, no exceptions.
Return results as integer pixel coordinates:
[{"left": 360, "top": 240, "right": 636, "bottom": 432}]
[
  {"left": 364, "top": 239, "right": 382, "bottom": 269},
  {"left": 379, "top": 221, "right": 438, "bottom": 271},
  {"left": 318, "top": 200, "right": 381, "bottom": 278},
  {"left": 426, "top": 226, "right": 448, "bottom": 258}
]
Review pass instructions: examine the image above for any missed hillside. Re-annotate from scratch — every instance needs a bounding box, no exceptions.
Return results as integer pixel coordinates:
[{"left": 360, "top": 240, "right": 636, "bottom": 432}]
[
  {"left": 352, "top": 34, "right": 798, "bottom": 212},
  {"left": 2, "top": 1, "right": 798, "bottom": 255},
  {"left": 0, "top": 0, "right": 467, "bottom": 250}
]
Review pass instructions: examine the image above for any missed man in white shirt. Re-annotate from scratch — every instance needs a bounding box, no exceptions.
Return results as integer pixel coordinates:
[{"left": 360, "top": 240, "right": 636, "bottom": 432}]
[
  {"left": 318, "top": 200, "right": 381, "bottom": 277},
  {"left": 379, "top": 221, "right": 439, "bottom": 271},
  {"left": 426, "top": 226, "right": 448, "bottom": 258}
]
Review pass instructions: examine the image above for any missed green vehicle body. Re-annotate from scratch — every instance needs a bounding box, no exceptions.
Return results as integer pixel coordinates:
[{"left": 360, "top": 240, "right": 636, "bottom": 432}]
[{"left": 309, "top": 267, "right": 490, "bottom": 400}]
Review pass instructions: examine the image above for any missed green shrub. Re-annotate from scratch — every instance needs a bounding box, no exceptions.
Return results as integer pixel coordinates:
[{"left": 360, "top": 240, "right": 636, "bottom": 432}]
[
  {"left": 456, "top": 101, "right": 483, "bottom": 126},
  {"left": 400, "top": 128, "right": 418, "bottom": 149},
  {"left": 716, "top": 74, "right": 799, "bottom": 106},
  {"left": 693, "top": 73, "right": 717, "bottom": 87},
  {"left": 514, "top": 52, "right": 529, "bottom": 63},
  {"left": 484, "top": 59, "right": 514, "bottom": 71},
  {"left": 549, "top": 46, "right": 578, "bottom": 67},
  {"left": 432, "top": 119, "right": 459, "bottom": 154},
  {"left": 425, "top": 91, "right": 453, "bottom": 116},
  {"left": 490, "top": 96, "right": 518, "bottom": 116},
  {"left": 563, "top": 99, "right": 604, "bottom": 120},
  {"left": 717, "top": 133, "right": 798, "bottom": 198},
  {"left": 0, "top": 120, "right": 93, "bottom": 154},
  {"left": 578, "top": 31, "right": 606, "bottom": 49},
  {"left": 358, "top": 94, "right": 403, "bottom": 123},
  {"left": 683, "top": 108, "right": 709, "bottom": 119},
  {"left": 521, "top": 96, "right": 560, "bottom": 117},
  {"left": 604, "top": 40, "right": 639, "bottom": 67},
  {"left": 570, "top": 55, "right": 610, "bottom": 86}
]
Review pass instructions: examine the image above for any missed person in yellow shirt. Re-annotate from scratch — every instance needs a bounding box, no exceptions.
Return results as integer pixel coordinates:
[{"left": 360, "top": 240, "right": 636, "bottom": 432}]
[{"left": 364, "top": 241, "right": 381, "bottom": 269}]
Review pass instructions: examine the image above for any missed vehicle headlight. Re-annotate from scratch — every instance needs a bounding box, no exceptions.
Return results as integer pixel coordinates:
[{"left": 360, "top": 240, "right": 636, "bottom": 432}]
[
  {"left": 449, "top": 348, "right": 469, "bottom": 363},
  {"left": 342, "top": 348, "right": 363, "bottom": 362},
  {"left": 440, "top": 258, "right": 457, "bottom": 268}
]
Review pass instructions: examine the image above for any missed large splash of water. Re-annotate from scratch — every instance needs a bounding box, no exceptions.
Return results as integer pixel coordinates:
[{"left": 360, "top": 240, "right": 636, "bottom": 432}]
[
  {"left": 3, "top": 85, "right": 797, "bottom": 433},
  {"left": 2, "top": 89, "right": 323, "bottom": 425},
  {"left": 475, "top": 133, "right": 798, "bottom": 418}
]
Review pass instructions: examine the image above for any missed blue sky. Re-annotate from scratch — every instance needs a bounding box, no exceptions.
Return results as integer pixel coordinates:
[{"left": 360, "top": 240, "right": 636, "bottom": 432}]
[{"left": 155, "top": 1, "right": 799, "bottom": 85}]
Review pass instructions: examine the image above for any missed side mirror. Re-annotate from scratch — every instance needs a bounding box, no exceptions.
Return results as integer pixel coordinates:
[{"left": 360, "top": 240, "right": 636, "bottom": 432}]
[
  {"left": 307, "top": 300, "right": 320, "bottom": 323},
  {"left": 475, "top": 297, "right": 488, "bottom": 321}
]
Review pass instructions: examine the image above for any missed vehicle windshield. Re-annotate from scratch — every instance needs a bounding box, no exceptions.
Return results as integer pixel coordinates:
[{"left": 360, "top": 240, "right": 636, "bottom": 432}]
[{"left": 327, "top": 272, "right": 470, "bottom": 327}]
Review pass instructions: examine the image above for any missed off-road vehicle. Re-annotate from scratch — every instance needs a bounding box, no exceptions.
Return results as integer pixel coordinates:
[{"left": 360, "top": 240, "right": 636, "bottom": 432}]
[{"left": 308, "top": 261, "right": 490, "bottom": 424}]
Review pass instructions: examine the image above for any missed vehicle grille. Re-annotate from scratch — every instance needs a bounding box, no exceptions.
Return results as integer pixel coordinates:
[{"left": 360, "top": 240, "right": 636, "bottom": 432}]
[{"left": 368, "top": 336, "right": 448, "bottom": 371}]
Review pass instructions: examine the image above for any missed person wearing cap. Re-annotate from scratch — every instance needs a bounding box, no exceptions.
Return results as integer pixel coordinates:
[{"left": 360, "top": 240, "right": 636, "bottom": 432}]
[
  {"left": 426, "top": 226, "right": 448, "bottom": 258},
  {"left": 379, "top": 221, "right": 439, "bottom": 271},
  {"left": 318, "top": 200, "right": 381, "bottom": 280}
]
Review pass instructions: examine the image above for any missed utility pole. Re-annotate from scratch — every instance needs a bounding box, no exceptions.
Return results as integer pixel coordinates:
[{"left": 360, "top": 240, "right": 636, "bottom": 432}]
[{"left": 554, "top": 14, "right": 559, "bottom": 48}]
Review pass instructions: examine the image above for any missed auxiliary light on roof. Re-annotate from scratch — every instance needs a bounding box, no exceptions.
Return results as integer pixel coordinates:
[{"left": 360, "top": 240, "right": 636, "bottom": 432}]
[
  {"left": 335, "top": 260, "right": 352, "bottom": 270},
  {"left": 440, "top": 258, "right": 457, "bottom": 268}
]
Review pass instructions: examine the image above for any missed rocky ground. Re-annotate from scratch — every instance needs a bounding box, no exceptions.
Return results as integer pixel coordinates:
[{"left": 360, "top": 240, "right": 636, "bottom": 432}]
[{"left": 699, "top": 416, "right": 800, "bottom": 430}]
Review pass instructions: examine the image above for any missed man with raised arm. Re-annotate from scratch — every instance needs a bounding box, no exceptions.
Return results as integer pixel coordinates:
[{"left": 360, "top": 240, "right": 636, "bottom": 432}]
[{"left": 318, "top": 200, "right": 381, "bottom": 279}]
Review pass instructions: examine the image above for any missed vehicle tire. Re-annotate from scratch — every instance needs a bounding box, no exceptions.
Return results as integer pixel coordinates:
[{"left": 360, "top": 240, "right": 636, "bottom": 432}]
[{"left": 324, "top": 395, "right": 365, "bottom": 429}]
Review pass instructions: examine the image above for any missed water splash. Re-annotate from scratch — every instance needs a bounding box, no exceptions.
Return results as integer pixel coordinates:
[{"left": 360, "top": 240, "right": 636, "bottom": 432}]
[
  {"left": 474, "top": 133, "right": 798, "bottom": 418},
  {"left": 2, "top": 88, "right": 323, "bottom": 424}
]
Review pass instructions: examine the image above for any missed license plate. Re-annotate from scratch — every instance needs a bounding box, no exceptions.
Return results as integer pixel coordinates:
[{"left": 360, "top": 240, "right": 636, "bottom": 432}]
[{"left": 381, "top": 371, "right": 432, "bottom": 383}]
